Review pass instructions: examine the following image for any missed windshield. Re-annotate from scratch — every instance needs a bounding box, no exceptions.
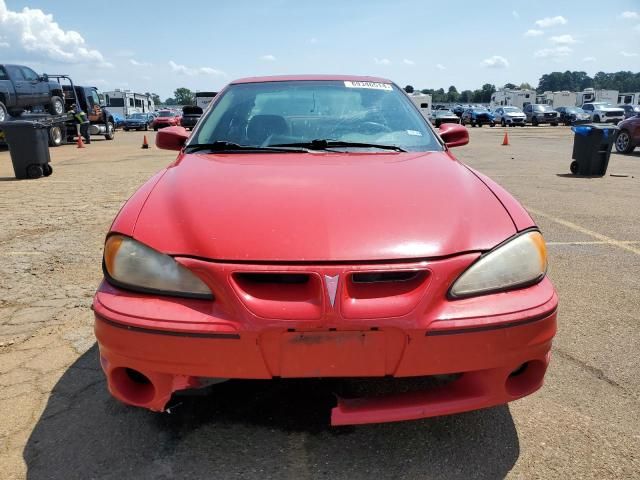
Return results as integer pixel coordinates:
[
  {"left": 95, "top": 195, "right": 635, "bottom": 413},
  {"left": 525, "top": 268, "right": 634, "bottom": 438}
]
[
  {"left": 159, "top": 111, "right": 175, "bottom": 117},
  {"left": 128, "top": 113, "right": 145, "bottom": 119},
  {"left": 533, "top": 105, "right": 554, "bottom": 112},
  {"left": 503, "top": 107, "right": 521, "bottom": 113},
  {"left": 473, "top": 107, "right": 488, "bottom": 112},
  {"left": 566, "top": 107, "right": 583, "bottom": 113},
  {"left": 191, "top": 80, "right": 441, "bottom": 152}
]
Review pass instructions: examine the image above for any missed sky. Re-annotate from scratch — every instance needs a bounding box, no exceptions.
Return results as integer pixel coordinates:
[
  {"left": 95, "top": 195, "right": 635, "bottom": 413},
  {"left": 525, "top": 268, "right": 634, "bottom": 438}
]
[{"left": 1, "top": 0, "right": 640, "bottom": 99}]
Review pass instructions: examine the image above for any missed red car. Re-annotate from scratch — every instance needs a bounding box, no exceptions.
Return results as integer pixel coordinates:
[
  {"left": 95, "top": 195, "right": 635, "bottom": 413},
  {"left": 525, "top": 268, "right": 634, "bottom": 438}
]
[
  {"left": 152, "top": 110, "right": 181, "bottom": 130},
  {"left": 94, "top": 75, "right": 558, "bottom": 426},
  {"left": 615, "top": 113, "right": 640, "bottom": 154}
]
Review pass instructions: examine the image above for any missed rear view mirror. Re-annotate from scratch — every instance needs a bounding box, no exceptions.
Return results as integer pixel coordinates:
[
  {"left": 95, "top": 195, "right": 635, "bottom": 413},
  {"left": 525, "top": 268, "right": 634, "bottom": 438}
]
[
  {"left": 438, "top": 123, "right": 469, "bottom": 148},
  {"left": 156, "top": 126, "right": 189, "bottom": 150}
]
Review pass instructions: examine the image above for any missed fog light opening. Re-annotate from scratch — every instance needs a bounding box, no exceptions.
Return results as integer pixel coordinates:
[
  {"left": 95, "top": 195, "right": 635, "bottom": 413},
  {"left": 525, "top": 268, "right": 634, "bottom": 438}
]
[
  {"left": 509, "top": 363, "right": 529, "bottom": 378},
  {"left": 505, "top": 360, "right": 546, "bottom": 398},
  {"left": 111, "top": 367, "right": 156, "bottom": 405}
]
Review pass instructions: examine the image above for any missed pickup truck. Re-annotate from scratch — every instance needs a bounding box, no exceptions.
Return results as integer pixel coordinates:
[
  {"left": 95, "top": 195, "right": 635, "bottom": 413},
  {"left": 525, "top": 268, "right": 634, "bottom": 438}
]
[{"left": 0, "top": 64, "right": 66, "bottom": 121}]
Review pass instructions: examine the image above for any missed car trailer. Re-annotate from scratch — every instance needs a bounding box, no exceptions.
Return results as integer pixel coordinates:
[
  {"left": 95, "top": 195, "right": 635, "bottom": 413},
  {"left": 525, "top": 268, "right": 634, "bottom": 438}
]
[{"left": 0, "top": 74, "right": 80, "bottom": 148}]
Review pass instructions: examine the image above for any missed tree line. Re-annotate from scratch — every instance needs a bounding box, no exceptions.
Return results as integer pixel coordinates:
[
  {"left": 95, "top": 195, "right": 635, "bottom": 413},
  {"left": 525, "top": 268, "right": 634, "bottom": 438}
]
[
  {"left": 154, "top": 71, "right": 640, "bottom": 106},
  {"left": 404, "top": 70, "right": 640, "bottom": 104}
]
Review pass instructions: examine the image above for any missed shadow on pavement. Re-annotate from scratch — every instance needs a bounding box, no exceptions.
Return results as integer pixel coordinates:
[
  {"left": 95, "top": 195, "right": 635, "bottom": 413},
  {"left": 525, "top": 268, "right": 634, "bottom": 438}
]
[{"left": 24, "top": 345, "right": 520, "bottom": 480}]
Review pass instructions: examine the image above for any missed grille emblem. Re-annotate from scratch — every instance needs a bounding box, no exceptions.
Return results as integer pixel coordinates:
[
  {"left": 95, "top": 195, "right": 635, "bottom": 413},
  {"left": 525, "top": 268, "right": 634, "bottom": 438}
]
[{"left": 324, "top": 275, "right": 339, "bottom": 307}]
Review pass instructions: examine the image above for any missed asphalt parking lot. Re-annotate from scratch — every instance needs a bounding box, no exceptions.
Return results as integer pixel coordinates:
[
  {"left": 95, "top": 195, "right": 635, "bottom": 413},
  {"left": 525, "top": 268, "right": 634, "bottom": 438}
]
[{"left": 0, "top": 127, "right": 639, "bottom": 479}]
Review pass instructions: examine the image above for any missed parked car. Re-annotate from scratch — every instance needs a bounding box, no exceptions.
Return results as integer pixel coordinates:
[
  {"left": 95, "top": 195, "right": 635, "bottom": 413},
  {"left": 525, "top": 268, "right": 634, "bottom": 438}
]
[
  {"left": 180, "top": 105, "right": 204, "bottom": 130},
  {"left": 431, "top": 109, "right": 460, "bottom": 128},
  {"left": 452, "top": 104, "right": 465, "bottom": 117},
  {"left": 93, "top": 75, "right": 557, "bottom": 426},
  {"left": 152, "top": 110, "right": 181, "bottom": 130},
  {"left": 493, "top": 106, "right": 526, "bottom": 127},
  {"left": 555, "top": 106, "right": 591, "bottom": 126},
  {"left": 112, "top": 113, "right": 125, "bottom": 129},
  {"left": 0, "top": 64, "right": 65, "bottom": 118},
  {"left": 582, "top": 102, "right": 624, "bottom": 124},
  {"left": 619, "top": 104, "right": 640, "bottom": 119},
  {"left": 124, "top": 113, "right": 153, "bottom": 131},
  {"left": 523, "top": 104, "right": 559, "bottom": 126},
  {"left": 460, "top": 107, "right": 496, "bottom": 127},
  {"left": 614, "top": 114, "right": 640, "bottom": 154}
]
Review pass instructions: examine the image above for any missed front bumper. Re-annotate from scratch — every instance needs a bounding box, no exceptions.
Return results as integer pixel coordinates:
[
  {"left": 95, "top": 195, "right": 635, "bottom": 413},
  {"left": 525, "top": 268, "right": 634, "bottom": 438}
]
[
  {"left": 93, "top": 254, "right": 558, "bottom": 425},
  {"left": 504, "top": 116, "right": 525, "bottom": 124},
  {"left": 472, "top": 117, "right": 495, "bottom": 124}
]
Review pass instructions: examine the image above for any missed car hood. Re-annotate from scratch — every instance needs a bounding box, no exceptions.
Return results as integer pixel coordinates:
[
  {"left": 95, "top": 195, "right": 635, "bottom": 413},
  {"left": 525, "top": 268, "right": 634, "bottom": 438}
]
[
  {"left": 132, "top": 151, "right": 516, "bottom": 261},
  {"left": 595, "top": 107, "right": 624, "bottom": 113},
  {"left": 506, "top": 112, "right": 525, "bottom": 117}
]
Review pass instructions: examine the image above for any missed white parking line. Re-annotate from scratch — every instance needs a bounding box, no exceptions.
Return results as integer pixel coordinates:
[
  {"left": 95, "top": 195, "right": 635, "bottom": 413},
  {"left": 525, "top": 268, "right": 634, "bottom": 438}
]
[{"left": 527, "top": 207, "right": 640, "bottom": 256}]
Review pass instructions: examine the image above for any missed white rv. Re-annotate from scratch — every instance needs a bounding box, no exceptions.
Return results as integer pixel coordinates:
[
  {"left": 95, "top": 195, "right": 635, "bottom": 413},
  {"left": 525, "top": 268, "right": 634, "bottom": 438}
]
[
  {"left": 408, "top": 93, "right": 432, "bottom": 119},
  {"left": 538, "top": 91, "right": 577, "bottom": 108},
  {"left": 617, "top": 92, "right": 640, "bottom": 105},
  {"left": 104, "top": 90, "right": 155, "bottom": 117},
  {"left": 490, "top": 89, "right": 536, "bottom": 109},
  {"left": 576, "top": 89, "right": 618, "bottom": 106}
]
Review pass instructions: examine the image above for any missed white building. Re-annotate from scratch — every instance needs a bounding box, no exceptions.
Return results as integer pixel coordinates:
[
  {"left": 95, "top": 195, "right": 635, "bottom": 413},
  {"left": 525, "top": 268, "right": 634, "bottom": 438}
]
[
  {"left": 617, "top": 92, "right": 640, "bottom": 105},
  {"left": 576, "top": 88, "right": 618, "bottom": 106},
  {"left": 408, "top": 93, "right": 432, "bottom": 119},
  {"left": 104, "top": 90, "right": 155, "bottom": 117},
  {"left": 490, "top": 89, "right": 536, "bottom": 109},
  {"left": 538, "top": 91, "right": 577, "bottom": 108}
]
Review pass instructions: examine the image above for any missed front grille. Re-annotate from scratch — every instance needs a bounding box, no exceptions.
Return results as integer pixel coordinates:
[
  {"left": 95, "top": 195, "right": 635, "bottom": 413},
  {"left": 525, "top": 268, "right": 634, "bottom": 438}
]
[
  {"left": 236, "top": 272, "right": 310, "bottom": 285},
  {"left": 606, "top": 111, "right": 622, "bottom": 117},
  {"left": 352, "top": 271, "right": 421, "bottom": 283}
]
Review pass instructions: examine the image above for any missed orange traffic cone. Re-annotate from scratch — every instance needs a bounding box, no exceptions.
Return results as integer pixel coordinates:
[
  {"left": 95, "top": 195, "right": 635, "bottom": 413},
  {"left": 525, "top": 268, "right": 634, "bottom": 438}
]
[
  {"left": 141, "top": 135, "right": 149, "bottom": 149},
  {"left": 501, "top": 131, "right": 509, "bottom": 146},
  {"left": 77, "top": 135, "right": 85, "bottom": 148}
]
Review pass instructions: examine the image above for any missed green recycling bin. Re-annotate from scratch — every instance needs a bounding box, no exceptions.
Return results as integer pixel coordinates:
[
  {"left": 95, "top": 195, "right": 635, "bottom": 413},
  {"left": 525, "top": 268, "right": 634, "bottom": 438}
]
[
  {"left": 1, "top": 120, "right": 52, "bottom": 179},
  {"left": 570, "top": 124, "right": 618, "bottom": 176}
]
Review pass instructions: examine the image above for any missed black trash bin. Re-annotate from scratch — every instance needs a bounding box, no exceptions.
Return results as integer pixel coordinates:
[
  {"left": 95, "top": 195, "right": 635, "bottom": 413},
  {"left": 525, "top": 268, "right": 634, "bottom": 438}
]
[
  {"left": 570, "top": 124, "right": 618, "bottom": 176},
  {"left": 1, "top": 120, "right": 52, "bottom": 179}
]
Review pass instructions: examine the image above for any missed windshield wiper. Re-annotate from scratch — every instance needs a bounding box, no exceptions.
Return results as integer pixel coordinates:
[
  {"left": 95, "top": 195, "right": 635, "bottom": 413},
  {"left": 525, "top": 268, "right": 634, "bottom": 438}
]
[
  {"left": 269, "top": 139, "right": 406, "bottom": 152},
  {"left": 184, "top": 141, "right": 309, "bottom": 153}
]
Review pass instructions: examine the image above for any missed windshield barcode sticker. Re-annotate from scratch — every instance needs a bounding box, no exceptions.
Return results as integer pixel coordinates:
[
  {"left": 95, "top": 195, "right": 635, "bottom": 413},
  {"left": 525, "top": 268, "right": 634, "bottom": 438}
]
[{"left": 344, "top": 81, "right": 393, "bottom": 91}]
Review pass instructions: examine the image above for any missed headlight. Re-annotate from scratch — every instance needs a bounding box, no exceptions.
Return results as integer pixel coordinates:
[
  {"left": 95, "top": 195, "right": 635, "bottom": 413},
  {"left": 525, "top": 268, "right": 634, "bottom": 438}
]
[
  {"left": 103, "top": 235, "right": 212, "bottom": 299},
  {"left": 449, "top": 231, "right": 547, "bottom": 298}
]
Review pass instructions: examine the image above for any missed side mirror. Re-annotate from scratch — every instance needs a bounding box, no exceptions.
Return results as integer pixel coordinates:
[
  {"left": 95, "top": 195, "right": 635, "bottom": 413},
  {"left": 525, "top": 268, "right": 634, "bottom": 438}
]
[
  {"left": 438, "top": 123, "right": 469, "bottom": 148},
  {"left": 40, "top": 74, "right": 49, "bottom": 82},
  {"left": 156, "top": 126, "right": 189, "bottom": 150}
]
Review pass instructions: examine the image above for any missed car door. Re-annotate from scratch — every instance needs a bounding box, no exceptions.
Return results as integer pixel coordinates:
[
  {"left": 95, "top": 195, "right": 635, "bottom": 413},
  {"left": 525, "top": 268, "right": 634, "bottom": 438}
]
[
  {"left": 583, "top": 104, "right": 593, "bottom": 119},
  {"left": 4, "top": 65, "right": 32, "bottom": 107},
  {"left": 20, "top": 66, "right": 47, "bottom": 105},
  {"left": 630, "top": 116, "right": 640, "bottom": 144},
  {"left": 524, "top": 104, "right": 531, "bottom": 121}
]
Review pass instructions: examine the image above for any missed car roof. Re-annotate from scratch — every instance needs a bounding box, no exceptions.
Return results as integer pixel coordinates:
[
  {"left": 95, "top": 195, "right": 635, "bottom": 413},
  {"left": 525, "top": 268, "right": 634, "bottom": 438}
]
[{"left": 230, "top": 74, "right": 393, "bottom": 84}]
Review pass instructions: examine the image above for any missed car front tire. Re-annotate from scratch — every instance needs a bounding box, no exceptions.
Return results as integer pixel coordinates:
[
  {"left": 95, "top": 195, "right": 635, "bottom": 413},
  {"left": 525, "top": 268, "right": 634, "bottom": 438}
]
[
  {"left": 615, "top": 130, "right": 635, "bottom": 154},
  {"left": 594, "top": 115, "right": 601, "bottom": 123},
  {"left": 47, "top": 96, "right": 65, "bottom": 116}
]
